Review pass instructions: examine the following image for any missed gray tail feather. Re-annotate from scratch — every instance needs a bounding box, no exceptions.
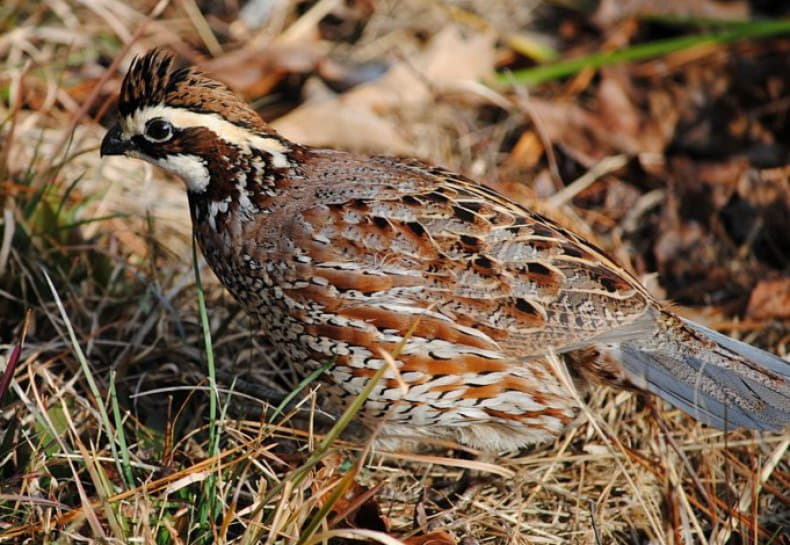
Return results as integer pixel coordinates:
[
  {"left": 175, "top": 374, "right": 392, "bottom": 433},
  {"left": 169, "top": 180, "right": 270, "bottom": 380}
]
[{"left": 615, "top": 317, "right": 790, "bottom": 431}]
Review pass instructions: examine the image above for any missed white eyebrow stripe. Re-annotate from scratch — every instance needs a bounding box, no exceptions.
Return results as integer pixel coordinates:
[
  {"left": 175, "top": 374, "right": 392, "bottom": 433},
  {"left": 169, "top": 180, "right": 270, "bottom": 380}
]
[{"left": 123, "top": 104, "right": 290, "bottom": 165}]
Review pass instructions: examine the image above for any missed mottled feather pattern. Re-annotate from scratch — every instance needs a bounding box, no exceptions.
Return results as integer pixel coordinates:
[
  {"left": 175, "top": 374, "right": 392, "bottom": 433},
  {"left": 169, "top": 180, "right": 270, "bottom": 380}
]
[
  {"left": 102, "top": 50, "right": 790, "bottom": 451},
  {"left": 120, "top": 50, "right": 261, "bottom": 128}
]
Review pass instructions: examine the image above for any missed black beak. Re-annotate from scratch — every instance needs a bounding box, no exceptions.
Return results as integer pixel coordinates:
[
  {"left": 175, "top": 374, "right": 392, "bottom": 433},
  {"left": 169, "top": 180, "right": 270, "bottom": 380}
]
[{"left": 100, "top": 124, "right": 130, "bottom": 157}]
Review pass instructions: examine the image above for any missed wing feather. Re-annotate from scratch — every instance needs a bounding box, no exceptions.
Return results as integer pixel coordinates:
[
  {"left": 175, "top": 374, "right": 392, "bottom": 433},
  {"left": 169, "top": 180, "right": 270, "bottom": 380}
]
[{"left": 281, "top": 152, "right": 654, "bottom": 358}]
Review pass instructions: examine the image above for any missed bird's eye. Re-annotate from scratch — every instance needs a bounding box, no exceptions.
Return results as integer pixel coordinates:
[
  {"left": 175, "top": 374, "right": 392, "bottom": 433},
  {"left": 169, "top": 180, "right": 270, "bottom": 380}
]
[{"left": 144, "top": 118, "right": 174, "bottom": 142}]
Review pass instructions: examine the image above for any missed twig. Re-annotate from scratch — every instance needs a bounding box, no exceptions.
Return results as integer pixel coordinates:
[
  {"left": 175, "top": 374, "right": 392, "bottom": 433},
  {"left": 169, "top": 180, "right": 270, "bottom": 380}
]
[
  {"left": 548, "top": 154, "right": 628, "bottom": 207},
  {"left": 589, "top": 500, "right": 602, "bottom": 545}
]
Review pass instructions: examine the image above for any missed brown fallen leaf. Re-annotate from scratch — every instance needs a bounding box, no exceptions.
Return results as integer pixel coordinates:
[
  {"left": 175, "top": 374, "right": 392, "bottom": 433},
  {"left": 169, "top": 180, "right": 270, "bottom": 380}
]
[
  {"left": 504, "top": 130, "right": 544, "bottom": 170},
  {"left": 521, "top": 70, "right": 678, "bottom": 167},
  {"left": 272, "top": 92, "right": 413, "bottom": 154},
  {"left": 203, "top": 45, "right": 388, "bottom": 98},
  {"left": 596, "top": 69, "right": 676, "bottom": 154},
  {"left": 746, "top": 278, "right": 790, "bottom": 320},
  {"left": 202, "top": 45, "right": 320, "bottom": 98},
  {"left": 328, "top": 481, "right": 389, "bottom": 533},
  {"left": 273, "top": 24, "right": 496, "bottom": 154}
]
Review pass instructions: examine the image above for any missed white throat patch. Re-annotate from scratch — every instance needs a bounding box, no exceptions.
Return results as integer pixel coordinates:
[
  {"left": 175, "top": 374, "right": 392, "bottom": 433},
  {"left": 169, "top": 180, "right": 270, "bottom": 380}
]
[{"left": 155, "top": 154, "right": 210, "bottom": 193}]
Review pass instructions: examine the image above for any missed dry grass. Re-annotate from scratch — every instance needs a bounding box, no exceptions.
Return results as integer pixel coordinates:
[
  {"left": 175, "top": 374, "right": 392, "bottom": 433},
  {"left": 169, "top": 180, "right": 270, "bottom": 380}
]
[{"left": 1, "top": 1, "right": 789, "bottom": 544}]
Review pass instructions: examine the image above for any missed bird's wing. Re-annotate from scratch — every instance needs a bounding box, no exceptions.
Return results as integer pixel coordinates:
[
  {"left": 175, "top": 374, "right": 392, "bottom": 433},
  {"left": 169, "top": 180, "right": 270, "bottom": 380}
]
[{"left": 270, "top": 152, "right": 656, "bottom": 359}]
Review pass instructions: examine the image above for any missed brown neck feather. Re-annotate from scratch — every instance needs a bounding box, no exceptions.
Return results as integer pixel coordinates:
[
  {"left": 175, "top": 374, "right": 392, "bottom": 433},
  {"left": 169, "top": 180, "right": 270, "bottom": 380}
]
[{"left": 186, "top": 129, "right": 308, "bottom": 231}]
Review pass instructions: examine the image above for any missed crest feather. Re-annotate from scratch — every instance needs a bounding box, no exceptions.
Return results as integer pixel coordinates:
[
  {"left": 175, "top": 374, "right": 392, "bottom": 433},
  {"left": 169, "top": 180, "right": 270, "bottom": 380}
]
[{"left": 118, "top": 49, "right": 263, "bottom": 128}]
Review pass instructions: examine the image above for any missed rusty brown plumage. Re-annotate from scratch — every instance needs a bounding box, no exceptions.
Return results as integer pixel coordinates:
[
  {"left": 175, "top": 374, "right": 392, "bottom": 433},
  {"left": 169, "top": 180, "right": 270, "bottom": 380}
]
[{"left": 101, "top": 50, "right": 790, "bottom": 451}]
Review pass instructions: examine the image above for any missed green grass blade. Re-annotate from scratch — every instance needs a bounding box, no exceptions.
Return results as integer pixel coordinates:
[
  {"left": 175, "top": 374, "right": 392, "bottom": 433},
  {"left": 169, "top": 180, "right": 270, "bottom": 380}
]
[
  {"left": 297, "top": 463, "right": 357, "bottom": 545},
  {"left": 497, "top": 19, "right": 790, "bottom": 86},
  {"left": 55, "top": 213, "right": 128, "bottom": 231},
  {"left": 290, "top": 360, "right": 390, "bottom": 490},
  {"left": 253, "top": 356, "right": 391, "bottom": 533},
  {"left": 109, "top": 369, "right": 135, "bottom": 488},
  {"left": 54, "top": 172, "right": 86, "bottom": 220},
  {"left": 267, "top": 359, "right": 335, "bottom": 424},
  {"left": 191, "top": 236, "right": 220, "bottom": 544},
  {"left": 42, "top": 268, "right": 126, "bottom": 493}
]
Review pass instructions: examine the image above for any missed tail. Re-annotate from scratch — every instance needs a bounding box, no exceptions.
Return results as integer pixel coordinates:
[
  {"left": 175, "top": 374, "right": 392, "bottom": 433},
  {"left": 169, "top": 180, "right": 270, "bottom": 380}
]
[{"left": 609, "top": 313, "right": 790, "bottom": 431}]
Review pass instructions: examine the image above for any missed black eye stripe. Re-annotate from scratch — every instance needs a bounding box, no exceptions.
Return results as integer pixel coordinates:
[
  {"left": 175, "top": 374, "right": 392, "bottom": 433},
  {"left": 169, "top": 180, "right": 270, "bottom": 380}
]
[{"left": 131, "top": 135, "right": 169, "bottom": 158}]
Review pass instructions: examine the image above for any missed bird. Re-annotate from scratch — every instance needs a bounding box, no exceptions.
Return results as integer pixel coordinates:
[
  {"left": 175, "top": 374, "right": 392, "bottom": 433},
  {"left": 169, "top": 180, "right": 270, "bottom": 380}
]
[{"left": 101, "top": 49, "right": 789, "bottom": 451}]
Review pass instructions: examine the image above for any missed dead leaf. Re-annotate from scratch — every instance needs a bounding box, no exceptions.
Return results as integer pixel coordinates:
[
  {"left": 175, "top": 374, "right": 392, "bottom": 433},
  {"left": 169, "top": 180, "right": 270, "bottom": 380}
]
[
  {"left": 746, "top": 278, "right": 790, "bottom": 320},
  {"left": 273, "top": 24, "right": 496, "bottom": 154},
  {"left": 596, "top": 70, "right": 674, "bottom": 154},
  {"left": 328, "top": 481, "right": 389, "bottom": 532},
  {"left": 521, "top": 70, "right": 678, "bottom": 166},
  {"left": 505, "top": 130, "right": 544, "bottom": 170},
  {"left": 203, "top": 45, "right": 320, "bottom": 97},
  {"left": 318, "top": 59, "right": 389, "bottom": 93},
  {"left": 272, "top": 90, "right": 413, "bottom": 154},
  {"left": 518, "top": 98, "right": 601, "bottom": 163}
]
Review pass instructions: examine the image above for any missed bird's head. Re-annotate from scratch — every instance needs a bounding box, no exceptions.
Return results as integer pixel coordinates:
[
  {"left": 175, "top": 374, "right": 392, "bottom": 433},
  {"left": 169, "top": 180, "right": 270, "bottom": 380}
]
[{"left": 101, "top": 49, "right": 293, "bottom": 194}]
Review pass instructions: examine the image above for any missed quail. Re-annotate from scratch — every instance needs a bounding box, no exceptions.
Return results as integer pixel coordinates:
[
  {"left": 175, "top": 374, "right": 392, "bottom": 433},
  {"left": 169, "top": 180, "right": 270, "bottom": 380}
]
[{"left": 101, "top": 50, "right": 789, "bottom": 451}]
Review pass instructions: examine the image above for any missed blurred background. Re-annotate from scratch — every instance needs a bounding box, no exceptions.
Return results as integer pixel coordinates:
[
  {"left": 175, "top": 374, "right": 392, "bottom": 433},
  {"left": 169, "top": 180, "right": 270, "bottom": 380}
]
[{"left": 1, "top": 1, "right": 789, "bottom": 544}]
